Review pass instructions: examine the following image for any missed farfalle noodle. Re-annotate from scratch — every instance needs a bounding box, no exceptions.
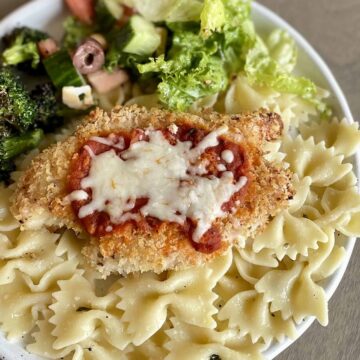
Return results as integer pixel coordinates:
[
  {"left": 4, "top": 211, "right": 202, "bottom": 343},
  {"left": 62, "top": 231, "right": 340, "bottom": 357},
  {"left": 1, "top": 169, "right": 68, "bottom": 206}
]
[
  {"left": 299, "top": 118, "right": 360, "bottom": 158},
  {"left": 116, "top": 252, "right": 232, "bottom": 345},
  {"left": 252, "top": 176, "right": 328, "bottom": 260},
  {"left": 28, "top": 312, "right": 130, "bottom": 360},
  {"left": 217, "top": 290, "right": 297, "bottom": 344},
  {"left": 225, "top": 76, "right": 279, "bottom": 114},
  {"left": 0, "top": 272, "right": 51, "bottom": 340},
  {"left": 255, "top": 263, "right": 328, "bottom": 325},
  {"left": 281, "top": 135, "right": 352, "bottom": 187},
  {"left": 165, "top": 318, "right": 264, "bottom": 360},
  {"left": 49, "top": 274, "right": 130, "bottom": 351}
]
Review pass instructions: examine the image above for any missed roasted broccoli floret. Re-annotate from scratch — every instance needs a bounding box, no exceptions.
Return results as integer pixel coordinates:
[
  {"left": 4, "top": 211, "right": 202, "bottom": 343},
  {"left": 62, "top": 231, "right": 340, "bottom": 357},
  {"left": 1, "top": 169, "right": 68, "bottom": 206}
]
[
  {"left": 0, "top": 122, "right": 13, "bottom": 138},
  {"left": 30, "top": 83, "right": 63, "bottom": 131},
  {"left": 0, "top": 67, "right": 37, "bottom": 132},
  {"left": 30, "top": 82, "right": 93, "bottom": 131},
  {"left": 2, "top": 27, "right": 48, "bottom": 70},
  {"left": 0, "top": 128, "right": 43, "bottom": 161},
  {"left": 0, "top": 129, "right": 43, "bottom": 181},
  {"left": 2, "top": 27, "right": 47, "bottom": 48}
]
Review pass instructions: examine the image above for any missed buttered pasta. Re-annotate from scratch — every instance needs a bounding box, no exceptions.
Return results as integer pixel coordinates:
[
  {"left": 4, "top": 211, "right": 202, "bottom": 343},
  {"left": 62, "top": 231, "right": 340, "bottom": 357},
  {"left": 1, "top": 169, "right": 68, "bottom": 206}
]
[{"left": 0, "top": 0, "right": 359, "bottom": 359}]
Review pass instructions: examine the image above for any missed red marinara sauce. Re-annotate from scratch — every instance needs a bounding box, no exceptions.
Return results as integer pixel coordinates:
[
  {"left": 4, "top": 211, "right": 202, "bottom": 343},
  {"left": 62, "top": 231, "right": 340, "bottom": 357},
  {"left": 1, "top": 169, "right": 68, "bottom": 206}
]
[{"left": 67, "top": 125, "right": 250, "bottom": 254}]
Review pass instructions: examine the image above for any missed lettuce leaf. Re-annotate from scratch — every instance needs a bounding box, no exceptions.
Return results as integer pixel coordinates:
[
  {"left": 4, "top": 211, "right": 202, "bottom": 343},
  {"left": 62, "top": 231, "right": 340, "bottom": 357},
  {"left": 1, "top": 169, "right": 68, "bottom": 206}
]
[
  {"left": 200, "top": 0, "right": 225, "bottom": 39},
  {"left": 266, "top": 29, "right": 297, "bottom": 73},
  {"left": 138, "top": 0, "right": 252, "bottom": 110},
  {"left": 244, "top": 36, "right": 317, "bottom": 99},
  {"left": 137, "top": 0, "right": 329, "bottom": 115},
  {"left": 243, "top": 30, "right": 330, "bottom": 115},
  {"left": 138, "top": 31, "right": 228, "bottom": 110},
  {"left": 124, "top": 0, "right": 204, "bottom": 22}
]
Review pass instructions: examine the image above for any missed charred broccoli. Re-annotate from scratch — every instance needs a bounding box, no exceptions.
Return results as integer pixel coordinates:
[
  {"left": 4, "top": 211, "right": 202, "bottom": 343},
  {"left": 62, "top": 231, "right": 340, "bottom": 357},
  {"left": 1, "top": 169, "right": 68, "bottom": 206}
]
[
  {"left": 2, "top": 27, "right": 47, "bottom": 48},
  {"left": 0, "top": 129, "right": 43, "bottom": 181},
  {"left": 30, "top": 83, "right": 63, "bottom": 130},
  {"left": 2, "top": 27, "right": 48, "bottom": 70},
  {"left": 0, "top": 128, "right": 43, "bottom": 161},
  {"left": 0, "top": 67, "right": 37, "bottom": 132},
  {"left": 0, "top": 122, "right": 13, "bottom": 138}
]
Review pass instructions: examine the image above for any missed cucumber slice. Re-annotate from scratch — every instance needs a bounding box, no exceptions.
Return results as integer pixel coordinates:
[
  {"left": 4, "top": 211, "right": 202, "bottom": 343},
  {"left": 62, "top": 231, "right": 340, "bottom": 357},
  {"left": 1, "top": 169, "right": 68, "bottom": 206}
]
[
  {"left": 96, "top": 0, "right": 124, "bottom": 31},
  {"left": 117, "top": 15, "right": 161, "bottom": 56},
  {"left": 43, "top": 50, "right": 85, "bottom": 88},
  {"left": 104, "top": 0, "right": 124, "bottom": 20}
]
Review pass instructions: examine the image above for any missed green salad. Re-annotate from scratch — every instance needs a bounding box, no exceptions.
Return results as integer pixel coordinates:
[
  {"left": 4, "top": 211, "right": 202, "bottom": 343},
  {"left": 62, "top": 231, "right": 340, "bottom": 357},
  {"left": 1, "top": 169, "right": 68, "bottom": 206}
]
[{"left": 0, "top": 0, "right": 329, "bottom": 181}]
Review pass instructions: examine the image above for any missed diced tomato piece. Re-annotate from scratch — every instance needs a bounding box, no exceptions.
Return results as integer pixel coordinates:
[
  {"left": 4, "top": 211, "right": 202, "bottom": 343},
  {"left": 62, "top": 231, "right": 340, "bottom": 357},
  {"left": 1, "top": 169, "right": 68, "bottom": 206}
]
[{"left": 65, "top": 0, "right": 95, "bottom": 24}]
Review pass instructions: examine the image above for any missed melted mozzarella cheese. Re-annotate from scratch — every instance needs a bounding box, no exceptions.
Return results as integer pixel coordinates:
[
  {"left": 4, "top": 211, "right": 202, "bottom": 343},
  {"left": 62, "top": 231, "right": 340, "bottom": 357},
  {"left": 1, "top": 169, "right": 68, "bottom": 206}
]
[
  {"left": 90, "top": 134, "right": 125, "bottom": 150},
  {"left": 221, "top": 150, "right": 234, "bottom": 163},
  {"left": 64, "top": 190, "right": 89, "bottom": 203},
  {"left": 71, "top": 127, "right": 247, "bottom": 242}
]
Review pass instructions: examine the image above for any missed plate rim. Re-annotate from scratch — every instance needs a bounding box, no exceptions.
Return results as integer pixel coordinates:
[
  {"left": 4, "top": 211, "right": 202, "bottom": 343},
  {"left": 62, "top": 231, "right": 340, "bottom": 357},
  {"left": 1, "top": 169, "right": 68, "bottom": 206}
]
[{"left": 0, "top": 1, "right": 357, "bottom": 359}]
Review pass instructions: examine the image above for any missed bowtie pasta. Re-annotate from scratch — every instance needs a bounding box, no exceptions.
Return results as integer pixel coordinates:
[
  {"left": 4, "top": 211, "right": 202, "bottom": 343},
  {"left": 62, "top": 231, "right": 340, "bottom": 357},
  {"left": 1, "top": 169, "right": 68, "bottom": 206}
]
[{"left": 0, "top": 77, "right": 360, "bottom": 360}]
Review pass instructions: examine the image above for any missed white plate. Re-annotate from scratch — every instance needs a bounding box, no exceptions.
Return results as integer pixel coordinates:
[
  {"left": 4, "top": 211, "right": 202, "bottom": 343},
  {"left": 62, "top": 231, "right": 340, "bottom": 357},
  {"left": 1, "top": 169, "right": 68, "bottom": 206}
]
[{"left": 0, "top": 1, "right": 357, "bottom": 359}]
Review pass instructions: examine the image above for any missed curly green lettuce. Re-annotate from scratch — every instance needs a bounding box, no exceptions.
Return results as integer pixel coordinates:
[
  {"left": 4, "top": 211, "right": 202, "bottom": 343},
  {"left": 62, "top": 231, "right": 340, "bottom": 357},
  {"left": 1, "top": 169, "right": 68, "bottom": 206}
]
[
  {"left": 200, "top": 0, "right": 225, "bottom": 39},
  {"left": 136, "top": 0, "right": 329, "bottom": 114},
  {"left": 122, "top": 0, "right": 204, "bottom": 22},
  {"left": 137, "top": 0, "right": 251, "bottom": 111}
]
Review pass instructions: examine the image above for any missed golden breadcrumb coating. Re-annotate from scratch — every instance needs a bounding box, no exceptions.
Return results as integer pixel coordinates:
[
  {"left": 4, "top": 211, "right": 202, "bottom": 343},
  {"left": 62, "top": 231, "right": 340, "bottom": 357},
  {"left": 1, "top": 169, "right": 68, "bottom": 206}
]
[{"left": 11, "top": 105, "right": 293, "bottom": 275}]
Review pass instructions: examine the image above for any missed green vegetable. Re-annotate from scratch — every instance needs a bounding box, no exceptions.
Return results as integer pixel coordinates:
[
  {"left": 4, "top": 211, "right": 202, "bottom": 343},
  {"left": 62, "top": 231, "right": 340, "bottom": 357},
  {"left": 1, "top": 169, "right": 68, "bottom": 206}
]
[
  {"left": 200, "top": 0, "right": 225, "bottom": 39},
  {"left": 0, "top": 129, "right": 43, "bottom": 161},
  {"left": 96, "top": 0, "right": 124, "bottom": 31},
  {"left": 106, "top": 15, "right": 161, "bottom": 70},
  {"left": 43, "top": 50, "right": 85, "bottom": 88},
  {"left": 0, "top": 129, "right": 43, "bottom": 181},
  {"left": 96, "top": 0, "right": 117, "bottom": 31},
  {"left": 2, "top": 27, "right": 47, "bottom": 46},
  {"left": 219, "top": 0, "right": 253, "bottom": 74},
  {"left": 56, "top": 104, "right": 94, "bottom": 118},
  {"left": 0, "top": 67, "right": 37, "bottom": 132},
  {"left": 138, "top": 30, "right": 228, "bottom": 111},
  {"left": 30, "top": 83, "right": 63, "bottom": 131},
  {"left": 62, "top": 16, "right": 95, "bottom": 50},
  {"left": 266, "top": 29, "right": 297, "bottom": 73},
  {"left": 166, "top": 21, "right": 200, "bottom": 33},
  {"left": 2, "top": 27, "right": 48, "bottom": 70},
  {"left": 106, "top": 50, "right": 148, "bottom": 71},
  {"left": 139, "top": 0, "right": 328, "bottom": 114},
  {"left": 126, "top": 0, "right": 203, "bottom": 22},
  {"left": 123, "top": 16, "right": 161, "bottom": 55},
  {"left": 244, "top": 36, "right": 317, "bottom": 98},
  {"left": 3, "top": 42, "right": 39, "bottom": 69},
  {"left": 243, "top": 31, "right": 330, "bottom": 115},
  {"left": 137, "top": 0, "right": 251, "bottom": 111},
  {"left": 112, "top": 15, "right": 160, "bottom": 56},
  {"left": 102, "top": 0, "right": 125, "bottom": 20},
  {"left": 0, "top": 123, "right": 13, "bottom": 138}
]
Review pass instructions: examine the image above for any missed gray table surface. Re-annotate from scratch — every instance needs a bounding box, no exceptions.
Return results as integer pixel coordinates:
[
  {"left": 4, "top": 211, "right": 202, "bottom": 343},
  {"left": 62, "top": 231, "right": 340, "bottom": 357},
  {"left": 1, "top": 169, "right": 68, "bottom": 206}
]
[{"left": 0, "top": 1, "right": 359, "bottom": 360}]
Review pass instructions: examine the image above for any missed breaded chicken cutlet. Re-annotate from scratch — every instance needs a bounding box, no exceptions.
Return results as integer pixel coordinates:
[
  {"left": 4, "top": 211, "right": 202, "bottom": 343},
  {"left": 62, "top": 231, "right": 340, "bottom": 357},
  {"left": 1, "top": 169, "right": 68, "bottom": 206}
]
[{"left": 11, "top": 105, "right": 293, "bottom": 275}]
